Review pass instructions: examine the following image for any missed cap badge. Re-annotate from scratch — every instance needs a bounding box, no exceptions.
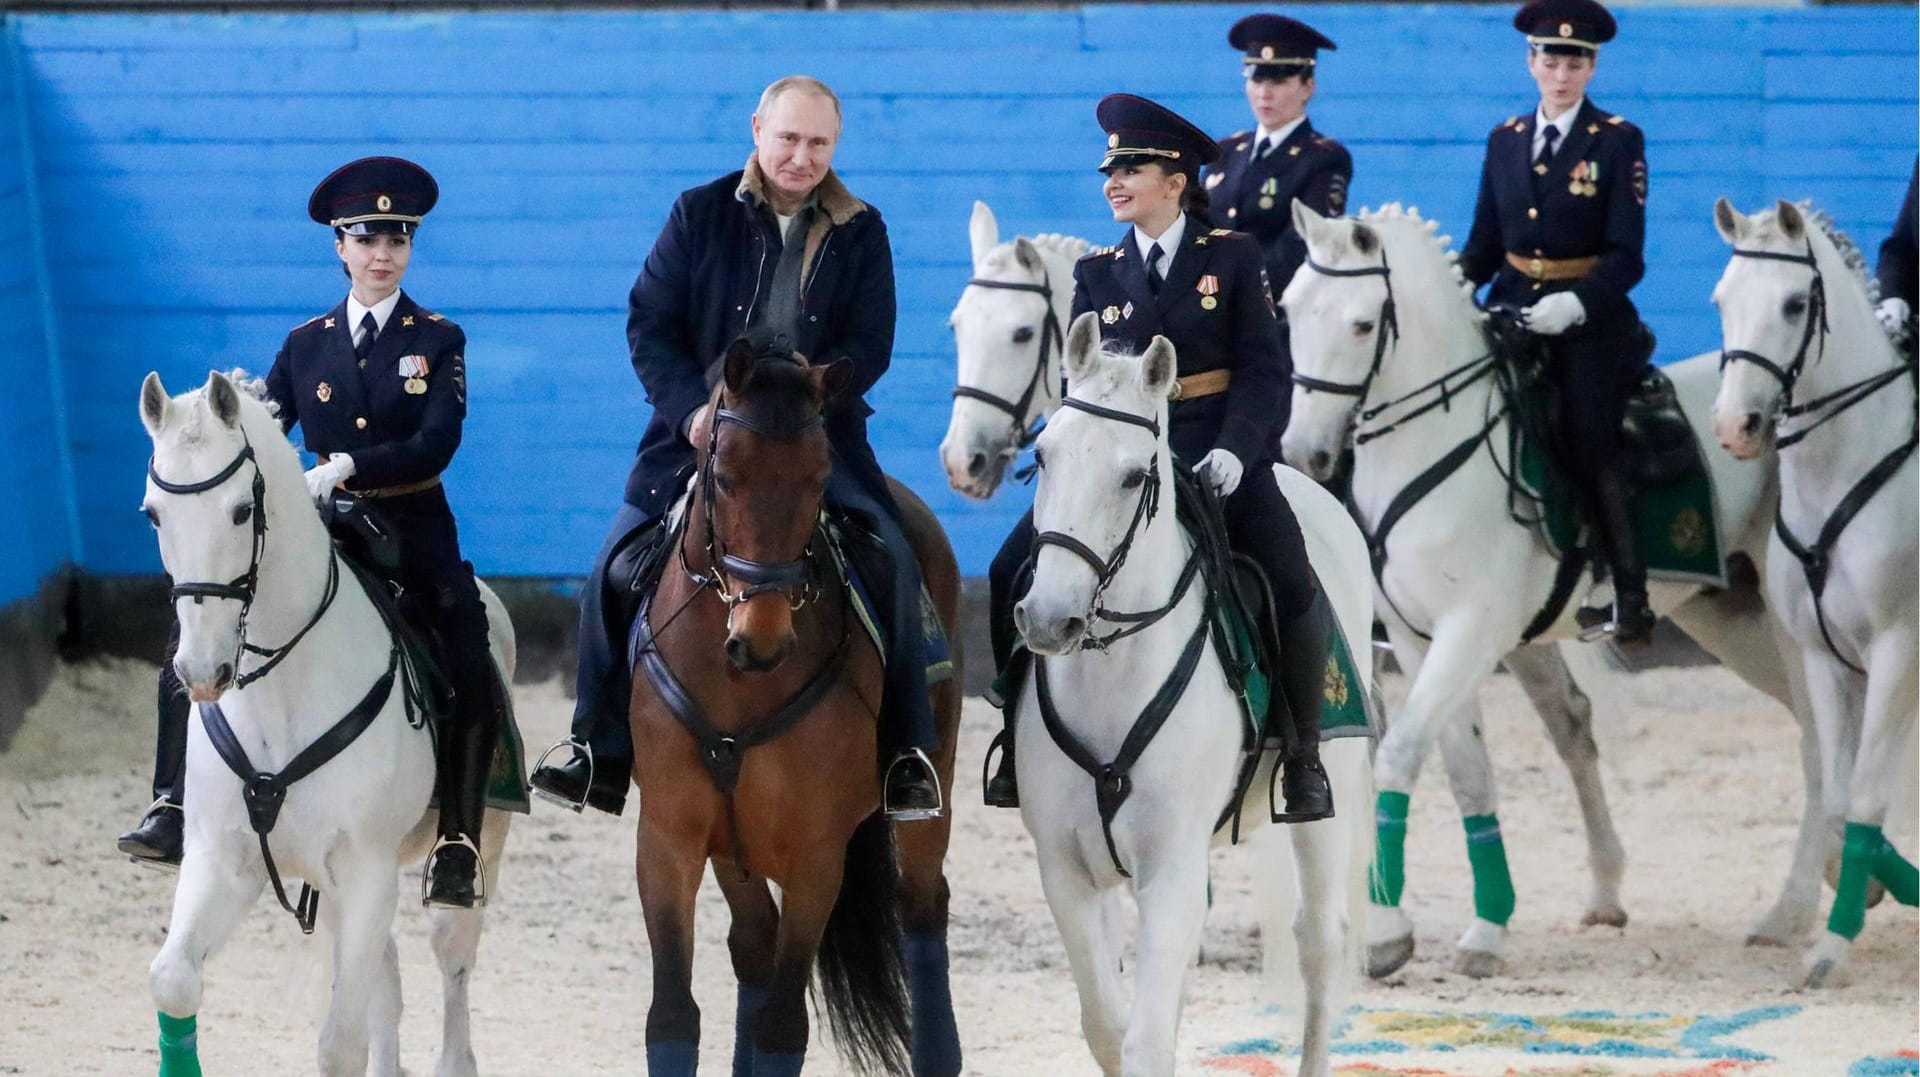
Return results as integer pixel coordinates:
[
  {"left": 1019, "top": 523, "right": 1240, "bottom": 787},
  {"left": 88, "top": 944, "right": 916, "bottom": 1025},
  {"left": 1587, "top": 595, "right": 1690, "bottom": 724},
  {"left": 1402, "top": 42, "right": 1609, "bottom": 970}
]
[
  {"left": 1559, "top": 22, "right": 1572, "bottom": 36},
  {"left": 1260, "top": 45, "right": 1275, "bottom": 59},
  {"left": 1108, "top": 133, "right": 1120, "bottom": 148},
  {"left": 376, "top": 194, "right": 393, "bottom": 212},
  {"left": 316, "top": 381, "right": 332, "bottom": 403}
]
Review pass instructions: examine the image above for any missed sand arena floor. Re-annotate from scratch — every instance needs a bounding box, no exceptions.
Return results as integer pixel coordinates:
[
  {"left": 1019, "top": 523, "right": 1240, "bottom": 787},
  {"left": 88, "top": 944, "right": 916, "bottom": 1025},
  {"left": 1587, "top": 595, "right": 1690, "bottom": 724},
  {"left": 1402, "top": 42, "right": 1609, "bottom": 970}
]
[{"left": 0, "top": 656, "right": 1913, "bottom": 1075}]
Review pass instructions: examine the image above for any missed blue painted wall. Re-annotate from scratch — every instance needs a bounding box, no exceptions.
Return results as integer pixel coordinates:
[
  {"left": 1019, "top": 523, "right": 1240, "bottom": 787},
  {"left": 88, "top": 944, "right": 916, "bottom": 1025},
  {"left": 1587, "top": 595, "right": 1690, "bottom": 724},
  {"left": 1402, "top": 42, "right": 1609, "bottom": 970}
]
[
  {"left": 0, "top": 20, "right": 74, "bottom": 607},
  {"left": 9, "top": 5, "right": 1916, "bottom": 579}
]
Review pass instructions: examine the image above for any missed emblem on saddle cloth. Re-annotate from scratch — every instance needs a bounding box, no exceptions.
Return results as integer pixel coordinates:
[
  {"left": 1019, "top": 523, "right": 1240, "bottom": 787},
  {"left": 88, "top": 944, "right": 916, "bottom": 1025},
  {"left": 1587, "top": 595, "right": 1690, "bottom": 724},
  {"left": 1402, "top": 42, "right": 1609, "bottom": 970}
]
[
  {"left": 1322, "top": 654, "right": 1350, "bottom": 710},
  {"left": 1670, "top": 507, "right": 1708, "bottom": 557}
]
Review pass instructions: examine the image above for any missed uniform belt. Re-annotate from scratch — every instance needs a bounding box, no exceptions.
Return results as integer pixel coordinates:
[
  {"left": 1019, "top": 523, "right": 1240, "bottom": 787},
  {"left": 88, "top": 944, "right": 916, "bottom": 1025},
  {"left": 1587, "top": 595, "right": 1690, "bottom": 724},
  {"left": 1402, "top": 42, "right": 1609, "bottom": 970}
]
[
  {"left": 1507, "top": 252, "right": 1599, "bottom": 282},
  {"left": 321, "top": 455, "right": 443, "bottom": 499},
  {"left": 351, "top": 475, "right": 442, "bottom": 499},
  {"left": 1170, "top": 369, "right": 1232, "bottom": 400}
]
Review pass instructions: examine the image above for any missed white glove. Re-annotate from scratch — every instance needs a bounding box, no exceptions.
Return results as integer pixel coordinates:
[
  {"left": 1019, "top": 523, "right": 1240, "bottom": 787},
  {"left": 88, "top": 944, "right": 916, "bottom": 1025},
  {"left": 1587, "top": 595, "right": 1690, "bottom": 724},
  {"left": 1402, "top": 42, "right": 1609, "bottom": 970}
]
[
  {"left": 303, "top": 455, "right": 355, "bottom": 503},
  {"left": 1194, "top": 448, "right": 1244, "bottom": 498},
  {"left": 1522, "top": 292, "right": 1587, "bottom": 336},
  {"left": 1876, "top": 297, "right": 1911, "bottom": 334}
]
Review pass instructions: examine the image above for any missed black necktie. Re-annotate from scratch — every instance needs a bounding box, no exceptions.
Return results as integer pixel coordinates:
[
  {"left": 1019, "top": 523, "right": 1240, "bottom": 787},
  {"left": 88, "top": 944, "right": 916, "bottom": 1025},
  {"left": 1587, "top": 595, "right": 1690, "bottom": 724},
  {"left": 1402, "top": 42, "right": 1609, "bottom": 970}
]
[
  {"left": 354, "top": 311, "right": 378, "bottom": 365},
  {"left": 1145, "top": 242, "right": 1164, "bottom": 294},
  {"left": 1536, "top": 124, "right": 1561, "bottom": 168},
  {"left": 1255, "top": 136, "right": 1275, "bottom": 161}
]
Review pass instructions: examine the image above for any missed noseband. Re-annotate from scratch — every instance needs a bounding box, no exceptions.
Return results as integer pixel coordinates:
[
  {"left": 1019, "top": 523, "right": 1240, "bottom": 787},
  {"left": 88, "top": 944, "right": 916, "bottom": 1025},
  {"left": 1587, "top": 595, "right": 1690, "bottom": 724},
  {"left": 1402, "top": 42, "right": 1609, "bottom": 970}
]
[
  {"left": 686, "top": 397, "right": 825, "bottom": 618},
  {"left": 951, "top": 269, "right": 1066, "bottom": 451},
  {"left": 1721, "top": 241, "right": 1830, "bottom": 435},
  {"left": 149, "top": 436, "right": 340, "bottom": 690}
]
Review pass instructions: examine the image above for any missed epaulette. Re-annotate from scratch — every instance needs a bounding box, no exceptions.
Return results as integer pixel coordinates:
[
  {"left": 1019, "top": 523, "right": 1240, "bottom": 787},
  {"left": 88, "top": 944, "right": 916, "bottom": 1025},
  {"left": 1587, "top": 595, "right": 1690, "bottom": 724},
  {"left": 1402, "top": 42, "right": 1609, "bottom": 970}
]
[
  {"left": 1209, "top": 228, "right": 1234, "bottom": 237},
  {"left": 1082, "top": 245, "right": 1119, "bottom": 260},
  {"left": 290, "top": 313, "right": 327, "bottom": 333},
  {"left": 1226, "top": 130, "right": 1252, "bottom": 146},
  {"left": 1607, "top": 114, "right": 1626, "bottom": 126},
  {"left": 1497, "top": 115, "right": 1524, "bottom": 135},
  {"left": 424, "top": 311, "right": 446, "bottom": 322}
]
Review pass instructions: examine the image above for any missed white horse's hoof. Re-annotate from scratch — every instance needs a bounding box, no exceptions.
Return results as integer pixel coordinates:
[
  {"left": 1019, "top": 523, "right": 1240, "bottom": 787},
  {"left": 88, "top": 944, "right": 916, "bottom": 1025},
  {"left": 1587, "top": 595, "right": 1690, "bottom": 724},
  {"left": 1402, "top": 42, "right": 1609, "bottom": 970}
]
[
  {"left": 1580, "top": 904, "right": 1629, "bottom": 929},
  {"left": 1797, "top": 934, "right": 1852, "bottom": 990},
  {"left": 1452, "top": 947, "right": 1504, "bottom": 978},
  {"left": 1367, "top": 934, "right": 1416, "bottom": 979},
  {"left": 1747, "top": 906, "right": 1813, "bottom": 947}
]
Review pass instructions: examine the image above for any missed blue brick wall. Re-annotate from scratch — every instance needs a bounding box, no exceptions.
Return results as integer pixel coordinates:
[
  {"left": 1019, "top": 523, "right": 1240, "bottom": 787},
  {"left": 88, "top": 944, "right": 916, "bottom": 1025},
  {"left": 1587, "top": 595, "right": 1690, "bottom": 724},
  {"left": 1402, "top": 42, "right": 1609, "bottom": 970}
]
[
  {"left": 0, "top": 20, "right": 74, "bottom": 607},
  {"left": 10, "top": 5, "right": 1916, "bottom": 578}
]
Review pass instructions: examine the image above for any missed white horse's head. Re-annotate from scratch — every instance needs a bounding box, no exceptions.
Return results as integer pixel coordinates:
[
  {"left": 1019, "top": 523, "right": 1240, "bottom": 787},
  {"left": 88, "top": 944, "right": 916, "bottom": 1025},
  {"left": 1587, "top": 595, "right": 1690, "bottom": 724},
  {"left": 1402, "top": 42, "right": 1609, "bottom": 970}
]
[
  {"left": 140, "top": 369, "right": 306, "bottom": 701},
  {"left": 1709, "top": 198, "right": 1879, "bottom": 459},
  {"left": 1279, "top": 200, "right": 1474, "bottom": 480},
  {"left": 1015, "top": 311, "right": 1177, "bottom": 655},
  {"left": 941, "top": 201, "right": 1074, "bottom": 499}
]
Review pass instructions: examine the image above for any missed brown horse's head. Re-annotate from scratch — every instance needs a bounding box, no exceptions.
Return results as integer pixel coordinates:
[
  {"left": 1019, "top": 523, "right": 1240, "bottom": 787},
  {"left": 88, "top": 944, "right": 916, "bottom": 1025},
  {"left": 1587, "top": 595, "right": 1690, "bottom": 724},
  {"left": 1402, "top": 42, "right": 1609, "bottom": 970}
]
[{"left": 695, "top": 337, "right": 852, "bottom": 672}]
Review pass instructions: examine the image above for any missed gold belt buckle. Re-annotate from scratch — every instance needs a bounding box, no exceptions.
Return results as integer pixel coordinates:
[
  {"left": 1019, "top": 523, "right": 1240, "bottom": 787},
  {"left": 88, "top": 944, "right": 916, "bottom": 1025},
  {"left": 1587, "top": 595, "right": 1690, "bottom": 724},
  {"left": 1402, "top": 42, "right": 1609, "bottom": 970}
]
[{"left": 1528, "top": 257, "right": 1546, "bottom": 280}]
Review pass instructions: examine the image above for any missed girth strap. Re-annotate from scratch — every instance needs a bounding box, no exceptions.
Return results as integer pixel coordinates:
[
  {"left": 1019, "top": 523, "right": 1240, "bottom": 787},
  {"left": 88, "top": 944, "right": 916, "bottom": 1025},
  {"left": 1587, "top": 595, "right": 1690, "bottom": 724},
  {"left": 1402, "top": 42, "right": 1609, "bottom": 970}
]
[
  {"left": 1033, "top": 600, "right": 1213, "bottom": 879},
  {"left": 630, "top": 593, "right": 851, "bottom": 875},
  {"left": 1774, "top": 428, "right": 1918, "bottom": 676},
  {"left": 200, "top": 645, "right": 400, "bottom": 934}
]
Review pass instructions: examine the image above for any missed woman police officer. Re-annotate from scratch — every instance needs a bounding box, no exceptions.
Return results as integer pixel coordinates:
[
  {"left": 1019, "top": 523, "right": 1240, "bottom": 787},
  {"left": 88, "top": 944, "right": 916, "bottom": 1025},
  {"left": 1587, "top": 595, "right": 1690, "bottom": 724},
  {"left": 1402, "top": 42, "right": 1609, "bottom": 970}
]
[
  {"left": 983, "top": 94, "right": 1335, "bottom": 822},
  {"left": 1457, "top": 0, "right": 1656, "bottom": 642},
  {"left": 117, "top": 157, "right": 503, "bottom": 909}
]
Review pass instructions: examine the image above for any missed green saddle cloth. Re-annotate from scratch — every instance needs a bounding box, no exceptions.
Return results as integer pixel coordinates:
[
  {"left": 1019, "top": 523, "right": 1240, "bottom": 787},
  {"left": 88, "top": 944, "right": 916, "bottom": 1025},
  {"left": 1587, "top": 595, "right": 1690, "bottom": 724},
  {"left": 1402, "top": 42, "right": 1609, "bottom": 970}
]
[
  {"left": 1513, "top": 366, "right": 1729, "bottom": 587},
  {"left": 1216, "top": 583, "right": 1371, "bottom": 744}
]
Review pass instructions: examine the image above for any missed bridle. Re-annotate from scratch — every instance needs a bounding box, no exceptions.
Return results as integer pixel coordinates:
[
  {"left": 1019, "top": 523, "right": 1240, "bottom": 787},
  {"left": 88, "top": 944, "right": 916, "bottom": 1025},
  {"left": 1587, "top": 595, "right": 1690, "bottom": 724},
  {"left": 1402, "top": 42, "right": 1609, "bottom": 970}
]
[
  {"left": 950, "top": 269, "right": 1066, "bottom": 454},
  {"left": 682, "top": 384, "right": 825, "bottom": 625},
  {"left": 1720, "top": 240, "right": 1832, "bottom": 444},
  {"left": 148, "top": 434, "right": 340, "bottom": 691},
  {"left": 1032, "top": 396, "right": 1201, "bottom": 649}
]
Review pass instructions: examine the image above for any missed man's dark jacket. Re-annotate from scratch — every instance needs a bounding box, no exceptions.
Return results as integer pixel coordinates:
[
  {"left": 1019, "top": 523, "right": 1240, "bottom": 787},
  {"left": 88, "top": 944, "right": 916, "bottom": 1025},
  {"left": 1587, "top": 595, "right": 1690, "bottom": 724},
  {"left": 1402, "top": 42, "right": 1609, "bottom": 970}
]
[{"left": 622, "top": 157, "right": 897, "bottom": 518}]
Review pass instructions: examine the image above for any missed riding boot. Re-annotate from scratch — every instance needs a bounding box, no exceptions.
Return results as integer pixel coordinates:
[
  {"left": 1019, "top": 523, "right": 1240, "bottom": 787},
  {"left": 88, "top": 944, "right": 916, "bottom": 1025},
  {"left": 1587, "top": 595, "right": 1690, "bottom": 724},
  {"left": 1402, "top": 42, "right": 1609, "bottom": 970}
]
[
  {"left": 1270, "top": 591, "right": 1334, "bottom": 824},
  {"left": 425, "top": 583, "right": 503, "bottom": 910},
  {"left": 532, "top": 511, "right": 655, "bottom": 817},
  {"left": 836, "top": 498, "right": 944, "bottom": 822},
  {"left": 982, "top": 535, "right": 1034, "bottom": 809},
  {"left": 119, "top": 656, "right": 190, "bottom": 868},
  {"left": 1593, "top": 466, "right": 1655, "bottom": 645}
]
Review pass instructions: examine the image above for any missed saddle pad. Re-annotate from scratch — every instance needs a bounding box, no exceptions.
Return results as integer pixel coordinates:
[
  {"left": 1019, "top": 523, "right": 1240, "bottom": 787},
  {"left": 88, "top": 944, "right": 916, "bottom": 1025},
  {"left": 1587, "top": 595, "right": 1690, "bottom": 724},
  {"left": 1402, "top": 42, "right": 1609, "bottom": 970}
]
[
  {"left": 844, "top": 563, "right": 956, "bottom": 686},
  {"left": 1514, "top": 375, "right": 1728, "bottom": 588},
  {"left": 1218, "top": 585, "right": 1371, "bottom": 743}
]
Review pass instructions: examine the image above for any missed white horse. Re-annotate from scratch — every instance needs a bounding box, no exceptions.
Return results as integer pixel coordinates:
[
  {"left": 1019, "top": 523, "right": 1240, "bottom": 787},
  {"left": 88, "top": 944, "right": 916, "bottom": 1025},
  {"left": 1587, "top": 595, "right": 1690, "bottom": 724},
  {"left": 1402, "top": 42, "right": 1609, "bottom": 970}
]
[
  {"left": 1710, "top": 198, "right": 1919, "bottom": 988},
  {"left": 995, "top": 311, "right": 1372, "bottom": 1077},
  {"left": 1281, "top": 202, "right": 1827, "bottom": 977},
  {"left": 139, "top": 370, "right": 515, "bottom": 1077},
  {"left": 942, "top": 202, "right": 1375, "bottom": 1038}
]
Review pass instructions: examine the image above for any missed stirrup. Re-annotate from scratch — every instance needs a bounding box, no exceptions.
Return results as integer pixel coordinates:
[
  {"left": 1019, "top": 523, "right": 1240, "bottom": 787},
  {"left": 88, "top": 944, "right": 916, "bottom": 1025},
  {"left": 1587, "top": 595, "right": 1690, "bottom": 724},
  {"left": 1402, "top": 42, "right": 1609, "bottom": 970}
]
[
  {"left": 125, "top": 796, "right": 184, "bottom": 874},
  {"left": 530, "top": 737, "right": 591, "bottom": 813},
  {"left": 884, "top": 747, "right": 945, "bottom": 822},
  {"left": 422, "top": 834, "right": 487, "bottom": 909}
]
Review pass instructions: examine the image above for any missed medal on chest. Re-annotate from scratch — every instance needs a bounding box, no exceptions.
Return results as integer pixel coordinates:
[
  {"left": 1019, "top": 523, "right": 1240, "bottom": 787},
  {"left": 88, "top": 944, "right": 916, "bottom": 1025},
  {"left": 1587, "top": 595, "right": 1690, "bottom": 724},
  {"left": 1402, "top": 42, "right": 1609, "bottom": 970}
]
[
  {"left": 1197, "top": 275, "right": 1220, "bottom": 311},
  {"left": 399, "top": 355, "right": 431, "bottom": 395}
]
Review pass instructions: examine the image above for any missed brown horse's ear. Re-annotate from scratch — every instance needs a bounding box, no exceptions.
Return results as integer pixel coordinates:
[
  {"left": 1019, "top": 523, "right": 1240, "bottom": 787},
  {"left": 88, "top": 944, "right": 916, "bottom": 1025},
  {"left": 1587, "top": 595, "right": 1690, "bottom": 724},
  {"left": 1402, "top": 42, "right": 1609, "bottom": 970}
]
[
  {"left": 817, "top": 357, "right": 855, "bottom": 404},
  {"left": 722, "top": 338, "right": 758, "bottom": 395}
]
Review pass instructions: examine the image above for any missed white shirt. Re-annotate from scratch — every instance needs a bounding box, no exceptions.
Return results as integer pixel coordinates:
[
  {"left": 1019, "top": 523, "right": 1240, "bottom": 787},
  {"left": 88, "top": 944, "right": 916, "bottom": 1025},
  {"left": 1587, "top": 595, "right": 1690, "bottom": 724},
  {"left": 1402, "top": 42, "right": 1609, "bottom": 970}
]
[
  {"left": 346, "top": 289, "right": 402, "bottom": 349},
  {"left": 1532, "top": 101, "right": 1581, "bottom": 161},
  {"left": 1253, "top": 115, "right": 1308, "bottom": 158},
  {"left": 1133, "top": 212, "right": 1189, "bottom": 281}
]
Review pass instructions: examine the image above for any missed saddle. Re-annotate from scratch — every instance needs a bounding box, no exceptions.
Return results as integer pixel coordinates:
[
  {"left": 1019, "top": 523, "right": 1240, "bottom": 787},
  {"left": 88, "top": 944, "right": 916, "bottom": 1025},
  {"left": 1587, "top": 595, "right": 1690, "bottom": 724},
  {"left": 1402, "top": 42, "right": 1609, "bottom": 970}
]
[
  {"left": 317, "top": 492, "right": 527, "bottom": 813},
  {"left": 1487, "top": 305, "right": 1691, "bottom": 487}
]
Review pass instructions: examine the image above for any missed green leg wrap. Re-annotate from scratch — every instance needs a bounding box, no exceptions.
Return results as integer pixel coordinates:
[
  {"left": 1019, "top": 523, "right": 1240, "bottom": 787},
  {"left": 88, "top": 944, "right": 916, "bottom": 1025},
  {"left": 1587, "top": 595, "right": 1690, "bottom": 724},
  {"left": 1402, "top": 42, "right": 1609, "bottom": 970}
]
[
  {"left": 1463, "top": 814, "right": 1516, "bottom": 927},
  {"left": 1827, "top": 822, "right": 1882, "bottom": 940},
  {"left": 1869, "top": 828, "right": 1919, "bottom": 907},
  {"left": 1370, "top": 791, "right": 1411, "bottom": 907},
  {"left": 157, "top": 1012, "right": 201, "bottom": 1077}
]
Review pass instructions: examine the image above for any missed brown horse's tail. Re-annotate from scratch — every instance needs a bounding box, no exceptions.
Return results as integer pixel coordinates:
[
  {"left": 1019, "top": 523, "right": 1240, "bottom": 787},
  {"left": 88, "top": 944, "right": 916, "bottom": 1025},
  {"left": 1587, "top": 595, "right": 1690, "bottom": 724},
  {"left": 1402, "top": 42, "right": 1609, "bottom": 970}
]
[{"left": 815, "top": 811, "right": 910, "bottom": 1075}]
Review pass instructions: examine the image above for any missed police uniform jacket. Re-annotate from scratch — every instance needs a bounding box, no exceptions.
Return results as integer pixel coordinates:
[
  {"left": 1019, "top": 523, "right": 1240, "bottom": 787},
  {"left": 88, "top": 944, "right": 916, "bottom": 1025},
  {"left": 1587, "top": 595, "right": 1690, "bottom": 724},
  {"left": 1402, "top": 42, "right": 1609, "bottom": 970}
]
[
  {"left": 1458, "top": 99, "right": 1646, "bottom": 326},
  {"left": 623, "top": 159, "right": 896, "bottom": 519},
  {"left": 265, "top": 290, "right": 468, "bottom": 492},
  {"left": 1070, "top": 216, "right": 1289, "bottom": 467},
  {"left": 1877, "top": 162, "right": 1918, "bottom": 309},
  {"left": 1205, "top": 119, "right": 1352, "bottom": 294}
]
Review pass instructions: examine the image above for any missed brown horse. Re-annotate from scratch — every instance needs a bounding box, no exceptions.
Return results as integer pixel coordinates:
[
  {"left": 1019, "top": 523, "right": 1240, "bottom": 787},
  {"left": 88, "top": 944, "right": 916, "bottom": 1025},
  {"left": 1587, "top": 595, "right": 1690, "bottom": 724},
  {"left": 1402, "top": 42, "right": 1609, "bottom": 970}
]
[{"left": 630, "top": 340, "right": 964, "bottom": 1077}]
